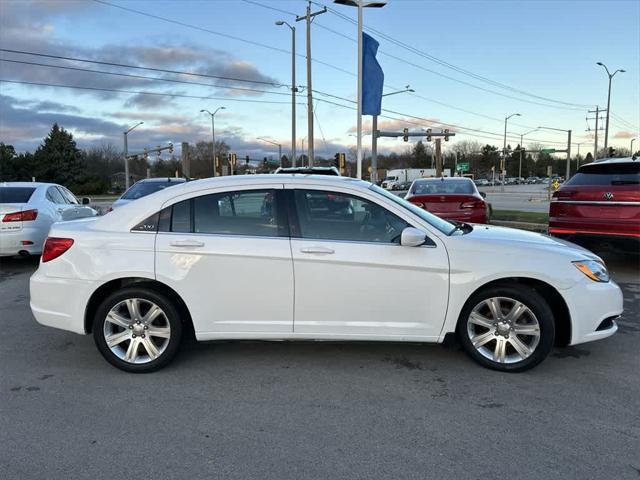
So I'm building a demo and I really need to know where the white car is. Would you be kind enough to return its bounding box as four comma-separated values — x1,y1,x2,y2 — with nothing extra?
110,177,187,210
1,182,96,257
30,175,622,373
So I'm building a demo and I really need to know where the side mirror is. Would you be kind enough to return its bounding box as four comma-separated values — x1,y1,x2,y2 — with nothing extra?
400,227,428,247
479,191,487,199
81,197,91,205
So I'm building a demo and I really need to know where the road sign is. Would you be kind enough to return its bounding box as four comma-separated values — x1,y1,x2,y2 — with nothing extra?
456,162,469,172
541,148,556,154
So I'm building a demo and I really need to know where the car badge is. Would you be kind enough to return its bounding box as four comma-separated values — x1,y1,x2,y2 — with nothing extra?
603,192,614,200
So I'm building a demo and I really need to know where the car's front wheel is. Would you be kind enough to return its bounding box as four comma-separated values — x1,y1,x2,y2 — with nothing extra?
457,285,554,372
93,287,183,373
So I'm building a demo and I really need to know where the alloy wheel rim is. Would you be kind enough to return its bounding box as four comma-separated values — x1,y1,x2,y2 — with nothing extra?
103,298,171,364
467,296,541,364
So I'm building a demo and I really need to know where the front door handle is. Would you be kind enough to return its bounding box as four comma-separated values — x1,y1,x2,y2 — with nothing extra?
300,246,335,254
170,239,205,248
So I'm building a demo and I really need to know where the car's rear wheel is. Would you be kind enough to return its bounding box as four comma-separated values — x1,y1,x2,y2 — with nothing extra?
93,287,182,373
456,285,554,372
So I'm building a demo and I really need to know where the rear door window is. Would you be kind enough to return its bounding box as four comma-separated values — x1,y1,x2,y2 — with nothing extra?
46,186,66,204
0,187,36,203
159,189,286,237
566,163,640,186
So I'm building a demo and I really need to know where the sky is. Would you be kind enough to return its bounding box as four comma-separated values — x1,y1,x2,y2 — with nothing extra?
0,0,639,161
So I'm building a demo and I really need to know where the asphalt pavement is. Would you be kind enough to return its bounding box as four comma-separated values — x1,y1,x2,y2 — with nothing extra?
1,244,639,480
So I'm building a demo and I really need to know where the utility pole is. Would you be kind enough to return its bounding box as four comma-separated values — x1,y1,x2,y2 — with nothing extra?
275,21,297,166
519,129,537,180
587,107,605,159
434,138,442,177
296,2,326,167
597,62,625,152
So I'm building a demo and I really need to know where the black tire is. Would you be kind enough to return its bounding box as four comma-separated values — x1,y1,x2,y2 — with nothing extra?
456,285,555,372
93,287,183,373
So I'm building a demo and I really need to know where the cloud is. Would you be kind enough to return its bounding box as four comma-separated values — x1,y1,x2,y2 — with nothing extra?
613,130,635,139
0,2,281,107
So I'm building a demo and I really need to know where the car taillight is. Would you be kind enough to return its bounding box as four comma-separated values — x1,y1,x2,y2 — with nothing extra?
2,209,38,222
410,201,425,208
461,201,484,209
42,237,74,263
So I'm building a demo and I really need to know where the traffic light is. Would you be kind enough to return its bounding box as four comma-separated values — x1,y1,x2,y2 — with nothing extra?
245,155,250,165
608,146,616,157
338,152,346,174
443,129,450,142
334,153,340,167
168,142,173,154
403,128,409,142
231,153,237,165
426,129,432,142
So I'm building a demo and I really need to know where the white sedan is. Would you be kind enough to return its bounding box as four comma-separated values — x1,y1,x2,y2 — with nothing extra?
30,175,622,373
1,182,96,257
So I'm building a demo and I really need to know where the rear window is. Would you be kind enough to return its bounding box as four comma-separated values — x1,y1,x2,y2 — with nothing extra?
411,180,474,195
121,181,182,200
0,187,36,203
565,162,640,186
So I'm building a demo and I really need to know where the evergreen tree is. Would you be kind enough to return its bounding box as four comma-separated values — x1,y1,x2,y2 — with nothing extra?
410,141,429,168
33,124,84,185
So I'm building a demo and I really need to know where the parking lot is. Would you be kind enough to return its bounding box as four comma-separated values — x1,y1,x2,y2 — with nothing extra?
1,244,639,480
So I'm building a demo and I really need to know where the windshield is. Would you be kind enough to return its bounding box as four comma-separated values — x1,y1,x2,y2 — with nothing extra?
121,181,182,200
385,176,397,181
411,180,475,195
565,162,640,186
370,184,455,235
0,187,36,203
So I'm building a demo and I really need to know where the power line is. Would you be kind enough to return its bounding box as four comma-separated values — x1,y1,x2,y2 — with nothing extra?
91,0,355,79
0,79,295,104
315,0,593,109
0,48,287,88
0,58,294,97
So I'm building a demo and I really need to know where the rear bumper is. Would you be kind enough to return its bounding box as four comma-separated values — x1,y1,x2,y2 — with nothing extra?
0,226,47,257
433,211,487,224
563,278,623,346
30,268,96,335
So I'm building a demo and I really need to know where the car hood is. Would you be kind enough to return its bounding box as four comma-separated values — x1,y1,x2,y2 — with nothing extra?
111,198,132,209
462,224,600,260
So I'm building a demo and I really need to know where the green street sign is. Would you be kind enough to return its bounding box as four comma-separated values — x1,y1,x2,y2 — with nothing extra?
456,162,470,172
541,148,556,154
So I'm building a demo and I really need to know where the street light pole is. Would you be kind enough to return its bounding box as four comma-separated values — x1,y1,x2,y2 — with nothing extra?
370,85,413,183
276,21,297,166
597,62,625,153
123,121,143,190
631,138,636,155
538,125,572,179
200,107,226,177
334,0,386,179
502,113,520,191
257,137,283,167
519,128,537,179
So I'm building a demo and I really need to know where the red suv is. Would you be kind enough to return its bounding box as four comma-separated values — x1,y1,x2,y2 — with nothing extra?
549,157,640,242
404,177,489,223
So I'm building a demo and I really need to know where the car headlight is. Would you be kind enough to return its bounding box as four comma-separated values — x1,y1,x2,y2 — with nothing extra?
573,260,610,282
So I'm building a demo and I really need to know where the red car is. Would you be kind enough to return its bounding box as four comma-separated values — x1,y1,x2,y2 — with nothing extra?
549,157,640,243
404,177,489,224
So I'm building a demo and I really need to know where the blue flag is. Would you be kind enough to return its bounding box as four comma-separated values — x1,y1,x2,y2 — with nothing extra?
362,32,384,116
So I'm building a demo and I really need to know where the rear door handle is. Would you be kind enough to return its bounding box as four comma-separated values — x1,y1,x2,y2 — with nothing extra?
300,246,335,254
170,239,205,248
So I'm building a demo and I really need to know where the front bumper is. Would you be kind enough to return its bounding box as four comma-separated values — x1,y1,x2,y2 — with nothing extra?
563,278,623,345
30,268,96,335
